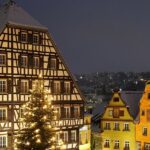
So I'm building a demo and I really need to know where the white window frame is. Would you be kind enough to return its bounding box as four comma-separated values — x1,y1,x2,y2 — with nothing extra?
71,130,76,142
21,56,28,67
104,139,110,148
114,140,119,149
33,57,39,68
114,122,119,130
20,80,29,94
53,81,61,94
0,107,7,122
20,32,27,42
109,110,113,117
124,123,129,131
64,81,70,94
145,143,150,150
0,135,7,148
105,122,110,130
124,141,130,149
64,107,70,118
0,54,6,66
0,79,7,93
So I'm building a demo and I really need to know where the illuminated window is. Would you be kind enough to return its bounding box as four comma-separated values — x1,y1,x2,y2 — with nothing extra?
124,141,130,150
49,58,57,70
64,82,70,94
143,127,148,136
20,32,27,42
33,34,39,44
105,122,110,130
74,107,79,118
124,123,129,131
104,139,110,148
33,57,39,68
53,81,61,94
0,135,7,148
0,108,7,121
0,54,6,66
114,122,120,130
20,80,29,94
0,80,7,93
71,130,76,142
63,131,68,142
114,140,119,149
64,107,70,118
21,56,28,67
109,110,113,116
145,143,150,150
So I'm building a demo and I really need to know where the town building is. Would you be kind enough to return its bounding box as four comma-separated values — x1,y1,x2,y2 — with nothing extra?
100,91,141,150
136,81,150,150
0,1,84,149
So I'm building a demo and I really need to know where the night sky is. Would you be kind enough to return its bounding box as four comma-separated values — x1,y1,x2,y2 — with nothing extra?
15,0,150,73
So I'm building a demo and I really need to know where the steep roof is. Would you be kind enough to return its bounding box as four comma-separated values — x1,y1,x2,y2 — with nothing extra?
120,91,142,119
0,1,47,32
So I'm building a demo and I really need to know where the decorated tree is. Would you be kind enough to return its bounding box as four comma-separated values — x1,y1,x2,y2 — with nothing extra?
15,77,63,150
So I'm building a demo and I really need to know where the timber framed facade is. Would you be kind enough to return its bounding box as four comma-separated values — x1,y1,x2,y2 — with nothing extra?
0,1,84,149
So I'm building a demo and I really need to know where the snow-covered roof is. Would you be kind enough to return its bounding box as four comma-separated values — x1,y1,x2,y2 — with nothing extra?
0,1,47,33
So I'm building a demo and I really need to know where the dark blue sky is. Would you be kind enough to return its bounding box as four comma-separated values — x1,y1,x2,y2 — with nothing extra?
15,0,150,73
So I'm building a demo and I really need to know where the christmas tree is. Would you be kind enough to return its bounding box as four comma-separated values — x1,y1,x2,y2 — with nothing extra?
15,76,63,150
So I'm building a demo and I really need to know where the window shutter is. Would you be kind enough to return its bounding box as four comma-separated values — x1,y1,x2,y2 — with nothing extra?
7,79,12,93
80,106,84,118
28,54,33,68
7,108,12,121
61,81,64,94
61,107,64,119
39,35,43,45
16,80,20,94
70,81,73,94
28,33,33,44
71,106,74,118
39,56,43,68
18,32,21,41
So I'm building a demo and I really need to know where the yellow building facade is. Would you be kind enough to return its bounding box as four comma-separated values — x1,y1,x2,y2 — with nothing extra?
101,92,136,150
136,81,150,150
79,114,91,150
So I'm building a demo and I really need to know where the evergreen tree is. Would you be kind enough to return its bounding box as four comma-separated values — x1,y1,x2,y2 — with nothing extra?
15,77,63,150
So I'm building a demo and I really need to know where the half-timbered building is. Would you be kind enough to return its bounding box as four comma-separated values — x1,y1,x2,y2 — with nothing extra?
0,1,84,149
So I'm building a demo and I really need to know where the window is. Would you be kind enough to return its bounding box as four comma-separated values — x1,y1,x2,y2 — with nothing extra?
20,32,27,42
63,131,68,143
147,110,150,122
71,130,76,142
64,82,70,94
64,107,70,118
54,107,60,119
124,123,129,131
0,54,6,66
20,108,24,118
141,110,145,116
148,93,150,99
109,110,113,116
49,58,57,70
137,142,141,150
113,97,119,102
105,122,110,130
124,141,130,150
33,34,39,44
53,81,61,94
33,57,39,68
21,56,28,67
20,80,29,94
114,122,120,130
0,135,7,148
0,108,7,121
143,127,148,136
113,108,119,118
74,107,79,118
104,139,110,148
0,80,7,93
114,140,119,149
145,143,150,150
